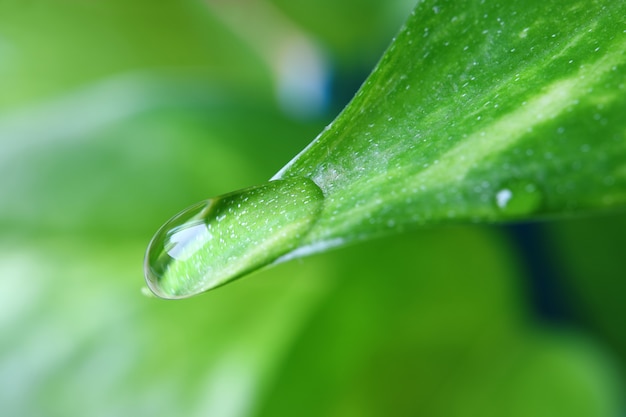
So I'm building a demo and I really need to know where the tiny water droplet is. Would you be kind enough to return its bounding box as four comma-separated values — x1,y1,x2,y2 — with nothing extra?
494,181,543,216
495,188,513,208
144,178,324,299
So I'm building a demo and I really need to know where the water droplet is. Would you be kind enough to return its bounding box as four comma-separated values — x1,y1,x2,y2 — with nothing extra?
495,188,513,208
144,177,324,299
494,181,543,216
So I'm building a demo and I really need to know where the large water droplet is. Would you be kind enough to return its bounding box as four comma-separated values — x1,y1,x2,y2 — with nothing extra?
144,177,324,299
494,180,543,216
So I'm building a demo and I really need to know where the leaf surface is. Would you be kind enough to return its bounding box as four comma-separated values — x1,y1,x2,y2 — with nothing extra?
274,0,626,251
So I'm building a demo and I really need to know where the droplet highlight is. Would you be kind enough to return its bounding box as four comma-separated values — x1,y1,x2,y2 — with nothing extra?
144,177,324,299
494,180,543,216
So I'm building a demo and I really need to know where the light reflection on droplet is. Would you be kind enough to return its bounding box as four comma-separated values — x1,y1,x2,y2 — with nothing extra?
494,180,543,216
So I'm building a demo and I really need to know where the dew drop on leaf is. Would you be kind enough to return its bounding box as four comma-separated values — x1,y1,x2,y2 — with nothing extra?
494,180,543,217
144,178,324,299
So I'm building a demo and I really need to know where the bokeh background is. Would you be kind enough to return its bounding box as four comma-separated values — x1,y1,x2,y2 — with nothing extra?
1,1,625,416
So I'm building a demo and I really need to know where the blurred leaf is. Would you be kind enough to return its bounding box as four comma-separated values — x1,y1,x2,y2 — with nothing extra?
0,237,331,417
546,212,626,364
269,0,415,67
0,0,271,109
251,229,622,417
1,0,624,416
2,228,622,417
0,75,324,238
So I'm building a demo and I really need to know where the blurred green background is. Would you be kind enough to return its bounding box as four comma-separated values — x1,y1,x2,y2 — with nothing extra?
1,1,625,416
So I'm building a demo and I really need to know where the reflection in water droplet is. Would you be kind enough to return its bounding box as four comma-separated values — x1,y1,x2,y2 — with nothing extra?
144,177,324,299
494,180,543,216
495,188,513,208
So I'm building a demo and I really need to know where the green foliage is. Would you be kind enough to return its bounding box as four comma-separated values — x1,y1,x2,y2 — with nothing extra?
277,0,626,248
143,0,626,296
0,1,624,416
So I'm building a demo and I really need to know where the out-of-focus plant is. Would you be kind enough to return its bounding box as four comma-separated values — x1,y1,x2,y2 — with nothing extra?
0,1,624,417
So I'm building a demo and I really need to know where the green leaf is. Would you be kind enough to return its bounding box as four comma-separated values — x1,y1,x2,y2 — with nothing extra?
3,1,625,414
546,212,626,360
144,0,626,296
274,0,626,249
